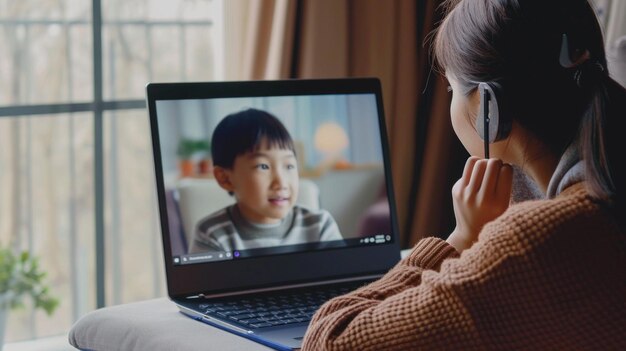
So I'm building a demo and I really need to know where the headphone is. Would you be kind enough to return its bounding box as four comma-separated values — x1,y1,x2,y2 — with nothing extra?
474,34,587,159
476,82,512,159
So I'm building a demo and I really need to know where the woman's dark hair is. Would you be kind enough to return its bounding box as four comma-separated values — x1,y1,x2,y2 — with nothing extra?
211,108,295,169
433,0,626,216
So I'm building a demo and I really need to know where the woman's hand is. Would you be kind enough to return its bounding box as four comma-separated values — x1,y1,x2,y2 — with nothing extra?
446,157,513,253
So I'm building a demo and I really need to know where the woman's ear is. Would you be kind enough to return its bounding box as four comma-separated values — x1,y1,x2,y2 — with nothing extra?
213,166,235,193
469,87,481,122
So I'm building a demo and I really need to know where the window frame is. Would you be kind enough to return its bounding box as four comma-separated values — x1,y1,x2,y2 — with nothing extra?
0,1,218,338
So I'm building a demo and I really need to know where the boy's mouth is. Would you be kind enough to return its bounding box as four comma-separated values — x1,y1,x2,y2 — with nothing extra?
268,196,290,206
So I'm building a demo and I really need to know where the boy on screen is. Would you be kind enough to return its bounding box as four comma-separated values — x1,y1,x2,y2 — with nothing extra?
189,108,343,254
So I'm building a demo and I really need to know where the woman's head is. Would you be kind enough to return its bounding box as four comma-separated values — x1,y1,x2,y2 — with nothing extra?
435,0,603,154
434,0,626,214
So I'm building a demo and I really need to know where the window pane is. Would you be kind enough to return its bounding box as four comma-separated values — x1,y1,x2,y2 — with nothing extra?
102,0,216,100
0,1,92,105
102,25,150,100
184,26,215,81
103,110,166,305
103,0,214,21
0,113,95,342
0,1,88,20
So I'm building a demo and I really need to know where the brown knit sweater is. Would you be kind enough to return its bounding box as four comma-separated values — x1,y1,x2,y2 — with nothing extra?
302,182,626,350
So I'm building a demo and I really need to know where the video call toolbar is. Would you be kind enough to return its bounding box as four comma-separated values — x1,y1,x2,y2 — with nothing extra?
172,234,392,266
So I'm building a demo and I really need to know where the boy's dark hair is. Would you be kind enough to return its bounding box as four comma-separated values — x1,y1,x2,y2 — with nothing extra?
211,108,296,169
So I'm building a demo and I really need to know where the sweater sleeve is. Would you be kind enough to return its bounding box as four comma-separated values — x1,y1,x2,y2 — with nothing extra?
301,237,484,351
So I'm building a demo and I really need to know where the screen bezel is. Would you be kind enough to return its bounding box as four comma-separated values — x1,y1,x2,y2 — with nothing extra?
146,78,401,298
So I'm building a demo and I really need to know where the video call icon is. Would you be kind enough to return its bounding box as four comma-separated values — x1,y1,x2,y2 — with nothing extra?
360,235,390,244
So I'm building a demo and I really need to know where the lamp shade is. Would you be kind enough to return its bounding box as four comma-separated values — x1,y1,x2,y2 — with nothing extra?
314,122,349,153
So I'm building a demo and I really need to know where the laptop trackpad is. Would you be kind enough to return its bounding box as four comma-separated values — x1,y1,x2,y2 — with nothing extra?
255,324,308,349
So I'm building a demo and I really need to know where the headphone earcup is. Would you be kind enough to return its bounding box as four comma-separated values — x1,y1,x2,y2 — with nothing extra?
476,82,512,143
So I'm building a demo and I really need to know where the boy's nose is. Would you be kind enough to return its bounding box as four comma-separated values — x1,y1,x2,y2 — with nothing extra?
272,171,288,189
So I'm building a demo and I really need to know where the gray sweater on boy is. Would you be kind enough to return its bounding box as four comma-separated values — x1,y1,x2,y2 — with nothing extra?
189,205,343,253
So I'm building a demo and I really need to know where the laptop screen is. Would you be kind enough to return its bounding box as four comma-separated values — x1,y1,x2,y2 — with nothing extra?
155,92,395,266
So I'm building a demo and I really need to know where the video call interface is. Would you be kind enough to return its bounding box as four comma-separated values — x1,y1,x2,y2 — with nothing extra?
156,94,394,265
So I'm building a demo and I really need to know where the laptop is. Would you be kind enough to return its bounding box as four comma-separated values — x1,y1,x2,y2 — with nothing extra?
146,78,401,350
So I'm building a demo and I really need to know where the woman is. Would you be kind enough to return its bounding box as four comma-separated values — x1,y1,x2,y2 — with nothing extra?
301,0,626,349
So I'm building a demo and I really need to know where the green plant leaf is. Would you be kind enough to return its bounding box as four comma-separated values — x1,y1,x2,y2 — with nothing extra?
177,138,211,159
0,247,59,316
176,139,197,159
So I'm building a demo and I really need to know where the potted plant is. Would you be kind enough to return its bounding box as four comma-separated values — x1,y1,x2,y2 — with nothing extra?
177,138,213,177
194,140,213,175
0,247,58,348
177,138,198,177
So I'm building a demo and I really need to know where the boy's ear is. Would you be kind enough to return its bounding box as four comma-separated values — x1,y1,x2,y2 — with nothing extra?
213,166,234,192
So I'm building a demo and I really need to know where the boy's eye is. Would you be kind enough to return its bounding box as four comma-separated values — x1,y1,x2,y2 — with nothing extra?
286,164,296,170
256,164,270,170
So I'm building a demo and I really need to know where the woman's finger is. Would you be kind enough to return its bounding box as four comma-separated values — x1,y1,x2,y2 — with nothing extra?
467,159,488,194
479,158,503,198
461,156,481,187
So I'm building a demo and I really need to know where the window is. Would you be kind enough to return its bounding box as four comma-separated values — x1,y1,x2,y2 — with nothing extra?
0,0,223,342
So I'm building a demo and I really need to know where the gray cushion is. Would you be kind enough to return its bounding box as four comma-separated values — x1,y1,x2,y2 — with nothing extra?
68,298,273,351
69,251,410,350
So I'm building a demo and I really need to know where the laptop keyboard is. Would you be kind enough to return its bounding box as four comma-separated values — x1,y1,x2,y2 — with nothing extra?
196,280,369,329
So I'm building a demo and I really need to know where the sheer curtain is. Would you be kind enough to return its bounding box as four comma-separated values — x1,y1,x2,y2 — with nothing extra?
595,0,626,88
222,0,298,80
605,0,626,48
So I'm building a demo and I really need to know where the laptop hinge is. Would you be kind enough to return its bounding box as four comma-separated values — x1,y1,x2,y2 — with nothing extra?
183,274,383,300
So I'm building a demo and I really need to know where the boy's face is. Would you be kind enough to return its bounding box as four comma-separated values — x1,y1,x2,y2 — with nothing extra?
215,140,299,224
